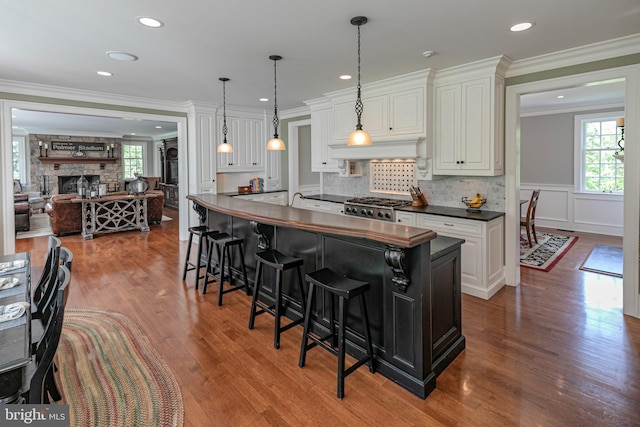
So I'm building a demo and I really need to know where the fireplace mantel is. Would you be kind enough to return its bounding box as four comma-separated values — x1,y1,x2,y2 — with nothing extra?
38,157,117,170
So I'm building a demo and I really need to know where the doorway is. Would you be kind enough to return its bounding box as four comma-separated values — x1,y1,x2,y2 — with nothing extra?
1,99,188,254
505,66,640,318
287,119,319,204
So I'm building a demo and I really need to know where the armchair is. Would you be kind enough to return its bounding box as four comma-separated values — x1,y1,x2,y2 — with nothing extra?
14,179,46,212
14,193,31,232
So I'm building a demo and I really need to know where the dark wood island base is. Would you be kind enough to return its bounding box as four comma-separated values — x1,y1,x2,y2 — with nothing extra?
188,194,465,399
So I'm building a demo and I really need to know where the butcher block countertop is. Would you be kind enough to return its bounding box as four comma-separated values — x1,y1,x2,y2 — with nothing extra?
188,193,437,248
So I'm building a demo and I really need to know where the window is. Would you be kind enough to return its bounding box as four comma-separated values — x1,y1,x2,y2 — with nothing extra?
12,135,28,183
122,144,145,179
575,112,624,194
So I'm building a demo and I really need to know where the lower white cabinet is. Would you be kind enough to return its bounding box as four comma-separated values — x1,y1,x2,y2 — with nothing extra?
295,199,344,215
233,191,288,206
409,212,505,299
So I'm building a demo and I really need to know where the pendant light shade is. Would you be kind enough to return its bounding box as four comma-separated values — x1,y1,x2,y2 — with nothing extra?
267,55,286,151
217,77,233,153
347,16,372,147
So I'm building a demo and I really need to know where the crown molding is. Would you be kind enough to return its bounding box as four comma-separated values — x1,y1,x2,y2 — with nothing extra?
280,106,310,119
506,33,640,78
434,56,512,84
0,79,188,113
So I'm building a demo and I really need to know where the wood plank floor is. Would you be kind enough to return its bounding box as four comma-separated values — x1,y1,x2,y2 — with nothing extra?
16,211,640,426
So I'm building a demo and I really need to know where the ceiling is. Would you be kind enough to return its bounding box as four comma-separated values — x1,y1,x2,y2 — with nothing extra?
2,0,638,135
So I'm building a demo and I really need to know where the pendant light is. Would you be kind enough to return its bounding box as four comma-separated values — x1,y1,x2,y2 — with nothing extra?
217,77,233,153
347,16,372,147
266,55,286,151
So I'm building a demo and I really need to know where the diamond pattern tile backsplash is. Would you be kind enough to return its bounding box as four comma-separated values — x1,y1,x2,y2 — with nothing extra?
322,162,505,211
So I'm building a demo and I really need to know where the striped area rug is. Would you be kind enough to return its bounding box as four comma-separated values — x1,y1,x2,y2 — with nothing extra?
56,308,184,427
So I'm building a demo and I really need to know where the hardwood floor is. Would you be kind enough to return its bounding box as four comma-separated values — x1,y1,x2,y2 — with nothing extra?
16,215,640,426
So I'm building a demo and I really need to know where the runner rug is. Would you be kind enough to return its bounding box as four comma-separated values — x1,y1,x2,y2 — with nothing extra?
56,308,184,427
520,231,578,272
579,244,623,277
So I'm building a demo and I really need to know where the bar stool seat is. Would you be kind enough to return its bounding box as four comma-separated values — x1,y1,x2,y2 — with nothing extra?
298,267,375,399
248,250,306,349
203,232,249,306
182,225,218,291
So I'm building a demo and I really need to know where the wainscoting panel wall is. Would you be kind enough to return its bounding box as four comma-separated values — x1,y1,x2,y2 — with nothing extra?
520,184,623,236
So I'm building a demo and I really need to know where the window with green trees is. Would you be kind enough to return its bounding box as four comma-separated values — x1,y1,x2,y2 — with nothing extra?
122,144,144,179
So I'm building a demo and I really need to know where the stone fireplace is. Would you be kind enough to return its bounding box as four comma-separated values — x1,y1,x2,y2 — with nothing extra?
58,175,100,194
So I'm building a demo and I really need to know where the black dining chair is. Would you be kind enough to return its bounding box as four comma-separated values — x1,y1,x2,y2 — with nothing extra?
32,236,61,319
22,265,70,404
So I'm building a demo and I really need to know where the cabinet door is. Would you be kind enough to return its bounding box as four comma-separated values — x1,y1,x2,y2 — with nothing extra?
266,150,281,189
217,116,240,171
311,108,339,172
434,84,462,172
395,211,416,226
461,78,490,171
242,118,265,169
389,87,424,136
333,100,357,141
361,94,387,137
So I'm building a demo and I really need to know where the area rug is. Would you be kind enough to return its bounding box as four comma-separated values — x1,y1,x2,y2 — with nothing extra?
520,231,579,271
15,213,52,239
579,244,623,277
56,308,184,427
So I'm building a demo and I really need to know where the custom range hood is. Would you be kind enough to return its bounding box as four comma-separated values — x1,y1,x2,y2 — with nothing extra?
330,137,434,179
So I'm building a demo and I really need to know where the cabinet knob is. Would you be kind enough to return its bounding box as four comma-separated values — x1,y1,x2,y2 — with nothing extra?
322,162,326,165
397,219,401,223
460,160,464,164
389,127,393,130
456,161,460,164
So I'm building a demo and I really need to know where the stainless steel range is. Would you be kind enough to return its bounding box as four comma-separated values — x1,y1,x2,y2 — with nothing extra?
344,197,411,222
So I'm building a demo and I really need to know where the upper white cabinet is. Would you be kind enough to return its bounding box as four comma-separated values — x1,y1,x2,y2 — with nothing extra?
307,99,340,172
433,56,510,176
217,109,266,172
330,73,429,143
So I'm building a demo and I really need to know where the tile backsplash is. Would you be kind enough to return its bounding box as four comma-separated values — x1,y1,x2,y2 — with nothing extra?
322,162,505,211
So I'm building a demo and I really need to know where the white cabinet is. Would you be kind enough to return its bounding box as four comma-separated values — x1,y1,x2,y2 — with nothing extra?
415,214,504,299
310,106,340,172
332,86,425,142
217,113,266,172
433,56,509,176
266,150,282,190
395,211,416,226
296,199,343,215
234,191,288,206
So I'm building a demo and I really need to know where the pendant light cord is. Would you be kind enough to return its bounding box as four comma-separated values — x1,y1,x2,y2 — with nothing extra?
272,58,279,138
222,79,228,143
354,22,364,130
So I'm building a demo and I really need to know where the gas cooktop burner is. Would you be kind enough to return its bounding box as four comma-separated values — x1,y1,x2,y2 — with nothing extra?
344,197,411,221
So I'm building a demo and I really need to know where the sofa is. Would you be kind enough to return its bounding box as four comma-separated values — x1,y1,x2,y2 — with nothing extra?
14,193,31,232
45,190,165,236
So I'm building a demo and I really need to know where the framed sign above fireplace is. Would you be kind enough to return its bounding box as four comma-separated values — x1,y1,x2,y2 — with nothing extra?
51,141,105,152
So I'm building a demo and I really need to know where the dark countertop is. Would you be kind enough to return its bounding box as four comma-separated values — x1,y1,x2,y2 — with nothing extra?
302,194,352,204
399,205,505,221
188,193,437,248
431,235,465,260
220,189,288,197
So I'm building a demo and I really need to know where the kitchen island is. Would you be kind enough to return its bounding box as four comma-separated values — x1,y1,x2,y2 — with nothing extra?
187,194,465,399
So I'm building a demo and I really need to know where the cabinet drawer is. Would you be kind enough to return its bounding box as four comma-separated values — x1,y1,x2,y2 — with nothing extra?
300,199,336,213
417,214,482,236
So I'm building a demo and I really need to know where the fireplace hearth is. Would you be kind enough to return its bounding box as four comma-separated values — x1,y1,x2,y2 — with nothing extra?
58,175,100,194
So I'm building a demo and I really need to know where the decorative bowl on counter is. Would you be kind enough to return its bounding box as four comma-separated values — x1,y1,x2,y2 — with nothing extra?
461,195,487,212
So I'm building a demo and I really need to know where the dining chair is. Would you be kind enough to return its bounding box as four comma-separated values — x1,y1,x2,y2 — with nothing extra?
32,236,62,313
22,266,70,404
520,190,541,247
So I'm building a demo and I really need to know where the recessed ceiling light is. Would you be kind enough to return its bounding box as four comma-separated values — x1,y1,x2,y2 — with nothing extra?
259,98,269,102
422,51,434,58
137,17,164,28
557,95,564,99
130,133,136,135
107,51,139,62
155,126,162,129
97,71,113,77
340,75,352,80
510,22,534,32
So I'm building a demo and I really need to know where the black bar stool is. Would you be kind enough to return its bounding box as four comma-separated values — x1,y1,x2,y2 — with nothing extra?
202,232,249,306
249,250,306,349
182,225,218,291
298,267,375,399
